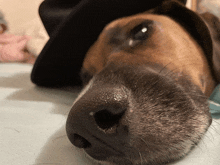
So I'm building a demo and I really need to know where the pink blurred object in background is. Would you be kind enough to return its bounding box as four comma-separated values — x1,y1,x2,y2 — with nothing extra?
0,33,36,64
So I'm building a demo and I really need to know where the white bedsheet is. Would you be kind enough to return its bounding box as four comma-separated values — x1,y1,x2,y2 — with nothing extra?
1,63,220,165
0,63,95,165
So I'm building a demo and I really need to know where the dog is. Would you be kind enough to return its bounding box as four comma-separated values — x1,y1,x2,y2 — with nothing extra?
66,1,220,164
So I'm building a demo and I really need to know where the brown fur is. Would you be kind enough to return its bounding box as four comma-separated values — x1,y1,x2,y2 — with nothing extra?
83,13,216,96
66,1,220,165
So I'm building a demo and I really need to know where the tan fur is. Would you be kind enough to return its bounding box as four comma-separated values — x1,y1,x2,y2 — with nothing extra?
83,13,216,97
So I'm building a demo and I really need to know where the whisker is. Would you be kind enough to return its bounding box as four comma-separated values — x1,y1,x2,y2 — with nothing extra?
185,93,207,99
139,137,170,152
140,137,159,148
190,132,208,151
158,61,173,75
208,126,218,139
32,163,62,165
202,127,217,148
157,55,198,76
163,62,203,78
52,135,67,142
209,122,220,136
139,151,143,165
213,120,220,126
193,141,204,151
145,78,160,94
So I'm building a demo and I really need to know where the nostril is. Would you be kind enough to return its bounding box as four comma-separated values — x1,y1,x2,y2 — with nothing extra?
72,133,91,149
94,109,125,130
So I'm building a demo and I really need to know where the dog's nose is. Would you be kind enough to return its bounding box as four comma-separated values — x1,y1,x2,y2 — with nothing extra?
66,85,129,159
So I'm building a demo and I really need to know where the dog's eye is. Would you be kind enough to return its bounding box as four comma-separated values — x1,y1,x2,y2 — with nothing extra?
130,21,153,41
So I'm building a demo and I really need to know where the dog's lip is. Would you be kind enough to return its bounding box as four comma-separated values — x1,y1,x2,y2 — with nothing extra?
84,149,132,165
85,150,110,160
68,126,125,159
84,145,124,161
84,133,125,158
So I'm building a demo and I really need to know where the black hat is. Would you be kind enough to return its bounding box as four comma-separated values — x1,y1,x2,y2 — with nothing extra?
31,0,187,87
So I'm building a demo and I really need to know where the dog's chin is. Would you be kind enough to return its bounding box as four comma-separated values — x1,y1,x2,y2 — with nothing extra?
84,143,196,165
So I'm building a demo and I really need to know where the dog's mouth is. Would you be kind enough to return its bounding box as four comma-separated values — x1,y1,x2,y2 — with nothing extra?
66,63,212,165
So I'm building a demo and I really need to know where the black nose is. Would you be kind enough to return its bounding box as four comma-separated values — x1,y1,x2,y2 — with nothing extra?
66,85,128,160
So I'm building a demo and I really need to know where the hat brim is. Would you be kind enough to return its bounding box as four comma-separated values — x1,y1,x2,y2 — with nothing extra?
31,0,187,87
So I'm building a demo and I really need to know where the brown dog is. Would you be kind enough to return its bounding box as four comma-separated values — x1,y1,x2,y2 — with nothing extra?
66,1,220,165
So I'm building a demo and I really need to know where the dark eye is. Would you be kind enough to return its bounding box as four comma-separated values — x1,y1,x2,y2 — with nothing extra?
130,21,153,41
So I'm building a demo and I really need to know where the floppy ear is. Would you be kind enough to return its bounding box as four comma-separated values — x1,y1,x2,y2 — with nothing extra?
200,12,220,82
151,0,220,82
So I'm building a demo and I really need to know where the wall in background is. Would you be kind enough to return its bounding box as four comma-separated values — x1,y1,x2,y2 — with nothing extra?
198,0,220,17
186,0,192,9
0,0,205,34
0,0,43,34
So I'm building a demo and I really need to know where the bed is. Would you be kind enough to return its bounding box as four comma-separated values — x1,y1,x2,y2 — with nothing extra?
1,0,220,165
1,64,220,165
0,63,96,165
